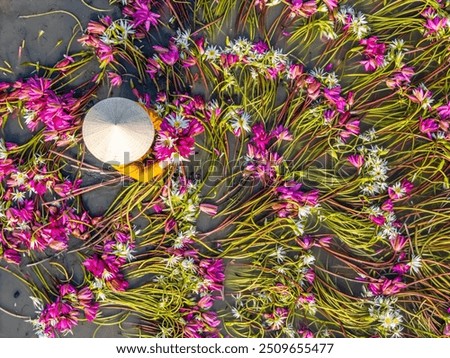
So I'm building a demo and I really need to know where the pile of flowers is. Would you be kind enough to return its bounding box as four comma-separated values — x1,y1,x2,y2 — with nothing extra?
152,95,205,165
29,284,99,337
83,223,134,296
0,137,93,264
1,76,82,144
0,0,449,339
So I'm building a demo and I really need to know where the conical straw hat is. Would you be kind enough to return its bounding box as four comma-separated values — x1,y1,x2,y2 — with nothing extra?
82,98,155,165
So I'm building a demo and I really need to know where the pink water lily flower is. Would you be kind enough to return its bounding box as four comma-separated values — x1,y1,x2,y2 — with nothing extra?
287,63,304,81
36,282,99,337
390,234,409,252
369,214,386,226
386,66,415,89
424,15,448,37
407,85,433,108
3,249,21,265
14,76,52,101
77,287,94,305
323,0,338,11
6,199,34,223
83,256,106,278
83,302,99,322
348,154,364,169
289,0,317,18
323,86,347,113
59,283,77,297
107,275,129,292
86,18,109,34
437,102,450,120
220,53,240,68
359,37,386,72
194,37,205,54
0,81,10,91
97,43,115,67
153,100,205,164
39,300,80,336
305,269,316,284
201,311,221,328
199,258,225,285
272,125,293,141
388,179,414,200
367,276,407,296
381,199,394,212
181,306,221,338
252,40,269,54
197,295,215,310
419,117,439,138
146,57,161,78
153,43,179,66
55,55,75,70
107,72,122,87
125,0,160,31
392,263,410,275
298,327,314,338
199,203,218,216
444,323,450,336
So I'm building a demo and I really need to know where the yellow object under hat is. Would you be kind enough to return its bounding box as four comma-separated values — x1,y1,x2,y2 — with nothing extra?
112,106,164,182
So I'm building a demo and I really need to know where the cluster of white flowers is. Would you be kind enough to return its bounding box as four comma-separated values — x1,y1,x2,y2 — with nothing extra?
204,45,221,61
173,29,191,50
112,241,135,261
281,323,297,338
310,66,340,88
161,176,200,224
336,6,370,40
386,39,407,68
318,20,338,40
226,108,252,135
408,254,422,274
379,215,400,240
365,204,383,218
100,19,135,46
0,138,7,160
268,48,289,67
358,142,390,196
292,218,305,236
22,109,37,128
227,242,317,335
356,133,410,244
365,294,405,337
28,297,46,338
270,245,287,263
196,36,292,80
228,37,254,58
172,226,197,249
90,277,107,301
